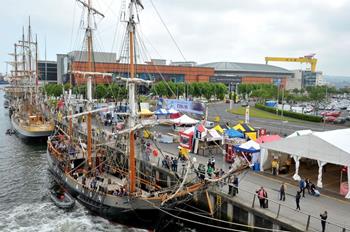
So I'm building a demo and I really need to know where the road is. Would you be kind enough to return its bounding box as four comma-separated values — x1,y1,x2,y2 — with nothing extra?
207,102,348,136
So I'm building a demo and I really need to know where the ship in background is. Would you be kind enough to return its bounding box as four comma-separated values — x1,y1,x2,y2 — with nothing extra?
6,18,54,138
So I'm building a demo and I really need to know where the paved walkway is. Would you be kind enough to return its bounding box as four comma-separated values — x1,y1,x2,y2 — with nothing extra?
151,130,350,232
223,171,350,231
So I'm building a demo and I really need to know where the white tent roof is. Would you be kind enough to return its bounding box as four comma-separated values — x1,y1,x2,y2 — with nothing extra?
286,129,312,138
171,114,198,125
239,140,260,150
261,128,350,166
168,108,179,114
207,128,222,141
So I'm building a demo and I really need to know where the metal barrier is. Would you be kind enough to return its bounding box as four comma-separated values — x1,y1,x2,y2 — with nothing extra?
215,184,350,232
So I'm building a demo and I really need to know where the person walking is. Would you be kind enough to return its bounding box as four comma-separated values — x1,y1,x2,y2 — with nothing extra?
305,178,311,194
233,175,239,195
296,190,301,210
211,156,216,170
299,178,306,197
279,183,286,201
256,187,267,208
320,211,328,232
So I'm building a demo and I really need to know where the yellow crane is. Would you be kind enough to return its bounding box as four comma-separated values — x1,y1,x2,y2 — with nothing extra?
265,54,317,72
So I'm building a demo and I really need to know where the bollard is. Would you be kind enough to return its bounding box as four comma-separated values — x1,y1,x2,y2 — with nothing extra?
306,215,311,231
342,228,346,232
252,194,256,208
276,204,281,218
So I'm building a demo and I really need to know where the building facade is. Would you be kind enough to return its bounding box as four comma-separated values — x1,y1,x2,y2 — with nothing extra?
38,60,57,83
199,62,293,89
57,51,214,85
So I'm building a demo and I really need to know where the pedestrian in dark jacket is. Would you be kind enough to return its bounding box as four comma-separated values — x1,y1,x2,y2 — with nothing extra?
305,178,311,194
299,178,306,197
320,211,327,232
233,175,239,195
279,183,286,201
296,190,301,210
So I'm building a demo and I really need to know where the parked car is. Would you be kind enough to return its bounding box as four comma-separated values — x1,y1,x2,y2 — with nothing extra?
321,111,341,117
324,116,337,122
346,116,350,121
334,117,346,124
241,101,248,107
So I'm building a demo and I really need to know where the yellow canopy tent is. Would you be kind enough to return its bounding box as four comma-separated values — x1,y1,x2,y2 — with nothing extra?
213,124,224,134
138,109,154,117
233,123,257,140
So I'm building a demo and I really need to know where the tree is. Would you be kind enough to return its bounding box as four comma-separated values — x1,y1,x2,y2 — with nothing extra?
292,88,299,95
308,86,326,115
175,83,185,98
214,83,227,100
95,84,107,99
202,83,215,101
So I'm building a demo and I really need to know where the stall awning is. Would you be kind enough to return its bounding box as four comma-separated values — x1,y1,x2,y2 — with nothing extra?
213,124,224,134
256,135,281,144
261,128,350,166
225,128,244,138
155,108,169,115
171,114,198,125
138,109,154,116
207,128,223,141
235,140,260,153
233,123,256,133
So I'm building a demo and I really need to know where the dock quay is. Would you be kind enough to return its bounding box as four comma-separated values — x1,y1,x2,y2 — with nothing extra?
57,117,350,231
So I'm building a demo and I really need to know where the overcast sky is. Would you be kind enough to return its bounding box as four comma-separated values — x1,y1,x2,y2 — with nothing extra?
1,0,350,76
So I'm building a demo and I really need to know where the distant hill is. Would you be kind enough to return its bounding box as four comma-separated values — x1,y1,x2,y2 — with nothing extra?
324,75,350,88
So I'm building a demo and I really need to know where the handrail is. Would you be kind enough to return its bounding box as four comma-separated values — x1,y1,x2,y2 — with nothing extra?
215,183,350,231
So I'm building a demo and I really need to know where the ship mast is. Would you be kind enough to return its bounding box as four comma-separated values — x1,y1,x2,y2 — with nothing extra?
127,0,141,194
28,17,33,105
76,0,104,168
14,44,18,85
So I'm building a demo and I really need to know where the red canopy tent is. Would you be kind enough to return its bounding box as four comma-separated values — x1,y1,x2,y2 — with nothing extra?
256,135,281,144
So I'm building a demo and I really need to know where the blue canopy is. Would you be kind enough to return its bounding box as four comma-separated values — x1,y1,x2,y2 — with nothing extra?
225,128,244,138
155,108,169,115
234,140,260,153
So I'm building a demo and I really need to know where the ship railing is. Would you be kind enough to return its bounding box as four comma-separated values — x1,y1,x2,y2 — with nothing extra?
214,184,350,232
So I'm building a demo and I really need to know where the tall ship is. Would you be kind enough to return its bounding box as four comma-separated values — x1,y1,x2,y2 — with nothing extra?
46,0,235,229
7,19,54,138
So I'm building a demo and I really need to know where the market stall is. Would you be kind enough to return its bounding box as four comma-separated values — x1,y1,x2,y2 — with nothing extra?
233,123,257,140
171,114,199,131
260,128,350,199
234,140,261,170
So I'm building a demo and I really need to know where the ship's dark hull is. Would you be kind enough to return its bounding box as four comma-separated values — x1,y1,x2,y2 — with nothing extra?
46,149,162,230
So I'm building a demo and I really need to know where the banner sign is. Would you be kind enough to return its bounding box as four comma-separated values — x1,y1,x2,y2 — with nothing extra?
163,99,205,115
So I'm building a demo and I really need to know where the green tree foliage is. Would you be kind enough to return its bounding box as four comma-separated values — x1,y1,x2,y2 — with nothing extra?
308,86,327,114
44,84,64,97
203,83,215,101
214,83,227,100
151,81,168,97
239,84,278,102
151,82,228,101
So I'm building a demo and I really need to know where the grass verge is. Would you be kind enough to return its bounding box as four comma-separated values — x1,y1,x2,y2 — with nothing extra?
229,106,305,123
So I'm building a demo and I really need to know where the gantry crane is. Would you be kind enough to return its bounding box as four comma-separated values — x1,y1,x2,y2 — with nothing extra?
265,54,317,72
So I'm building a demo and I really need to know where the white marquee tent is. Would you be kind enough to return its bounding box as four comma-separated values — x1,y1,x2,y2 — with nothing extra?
171,114,198,125
260,128,350,199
